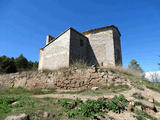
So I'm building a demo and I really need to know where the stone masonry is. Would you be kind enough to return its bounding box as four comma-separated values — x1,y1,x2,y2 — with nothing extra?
38,25,122,71
0,68,130,90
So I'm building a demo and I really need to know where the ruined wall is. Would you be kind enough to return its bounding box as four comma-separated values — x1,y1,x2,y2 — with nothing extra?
84,28,115,66
113,28,122,65
38,30,70,70
0,68,130,90
70,28,88,64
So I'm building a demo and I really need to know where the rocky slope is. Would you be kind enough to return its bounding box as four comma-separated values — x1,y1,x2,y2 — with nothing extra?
0,67,160,120
0,67,130,90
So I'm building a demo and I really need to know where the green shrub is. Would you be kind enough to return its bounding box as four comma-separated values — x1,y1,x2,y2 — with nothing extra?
75,98,106,117
106,94,129,113
59,99,75,110
60,95,128,118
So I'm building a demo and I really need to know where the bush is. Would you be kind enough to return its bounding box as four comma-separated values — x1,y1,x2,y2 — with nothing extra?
59,99,75,110
106,94,129,113
60,95,128,118
75,98,106,117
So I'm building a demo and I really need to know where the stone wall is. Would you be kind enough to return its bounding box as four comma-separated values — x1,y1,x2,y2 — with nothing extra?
70,28,88,64
113,28,122,65
0,68,130,90
84,28,116,67
38,29,70,71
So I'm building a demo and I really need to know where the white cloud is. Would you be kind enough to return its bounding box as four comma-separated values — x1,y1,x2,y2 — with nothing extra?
144,71,160,82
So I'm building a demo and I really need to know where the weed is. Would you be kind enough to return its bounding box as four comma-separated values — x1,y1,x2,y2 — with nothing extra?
0,87,30,95
60,95,128,119
132,93,145,100
134,109,157,120
106,94,129,113
153,100,160,107
0,96,23,114
136,115,146,120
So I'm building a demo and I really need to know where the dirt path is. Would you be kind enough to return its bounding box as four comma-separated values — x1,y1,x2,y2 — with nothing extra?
33,88,135,101
33,87,160,120
33,87,160,102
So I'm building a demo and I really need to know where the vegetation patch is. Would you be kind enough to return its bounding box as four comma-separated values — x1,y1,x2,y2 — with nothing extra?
0,87,31,95
153,100,160,107
134,109,157,120
60,84,130,96
0,54,38,74
0,87,56,96
131,101,158,120
132,93,146,100
0,96,24,116
59,94,128,119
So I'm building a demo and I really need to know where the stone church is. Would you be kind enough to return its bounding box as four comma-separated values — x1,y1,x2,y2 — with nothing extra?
38,25,122,70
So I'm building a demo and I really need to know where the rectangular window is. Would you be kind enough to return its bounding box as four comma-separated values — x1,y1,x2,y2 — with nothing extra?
80,39,84,47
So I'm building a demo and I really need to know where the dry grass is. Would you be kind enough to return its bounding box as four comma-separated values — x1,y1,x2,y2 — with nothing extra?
104,65,143,77
42,59,89,74
70,59,89,69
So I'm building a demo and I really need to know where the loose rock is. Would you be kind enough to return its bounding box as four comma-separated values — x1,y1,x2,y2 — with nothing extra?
5,114,29,120
91,87,99,91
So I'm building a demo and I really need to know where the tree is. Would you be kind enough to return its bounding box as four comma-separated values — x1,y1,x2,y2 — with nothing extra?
15,54,29,71
0,56,17,73
128,59,143,73
0,54,38,74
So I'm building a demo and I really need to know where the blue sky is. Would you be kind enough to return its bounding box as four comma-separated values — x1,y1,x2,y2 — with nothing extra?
0,0,160,72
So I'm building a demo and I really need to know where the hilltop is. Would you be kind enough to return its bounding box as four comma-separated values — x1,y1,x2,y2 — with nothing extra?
0,66,160,120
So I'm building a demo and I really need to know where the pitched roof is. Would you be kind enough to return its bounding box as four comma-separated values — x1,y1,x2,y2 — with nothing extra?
82,25,121,36
41,27,87,50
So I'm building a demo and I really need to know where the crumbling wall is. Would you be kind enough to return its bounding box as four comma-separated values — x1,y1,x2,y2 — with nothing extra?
0,68,130,90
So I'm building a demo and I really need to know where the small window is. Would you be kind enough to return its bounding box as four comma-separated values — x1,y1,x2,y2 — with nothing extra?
80,39,84,47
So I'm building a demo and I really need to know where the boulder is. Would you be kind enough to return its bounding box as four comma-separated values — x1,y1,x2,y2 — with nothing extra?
5,114,29,120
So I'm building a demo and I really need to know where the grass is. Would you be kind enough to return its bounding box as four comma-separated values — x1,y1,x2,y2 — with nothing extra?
0,86,130,120
134,109,157,120
0,96,68,120
104,66,160,94
60,84,130,96
43,59,90,74
131,101,158,120
132,92,146,100
0,87,69,120
153,100,160,107
0,87,56,96
1,66,160,120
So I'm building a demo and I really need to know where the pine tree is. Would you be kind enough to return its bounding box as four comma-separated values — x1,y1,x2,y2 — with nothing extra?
15,54,29,71
0,56,17,73
128,59,143,73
